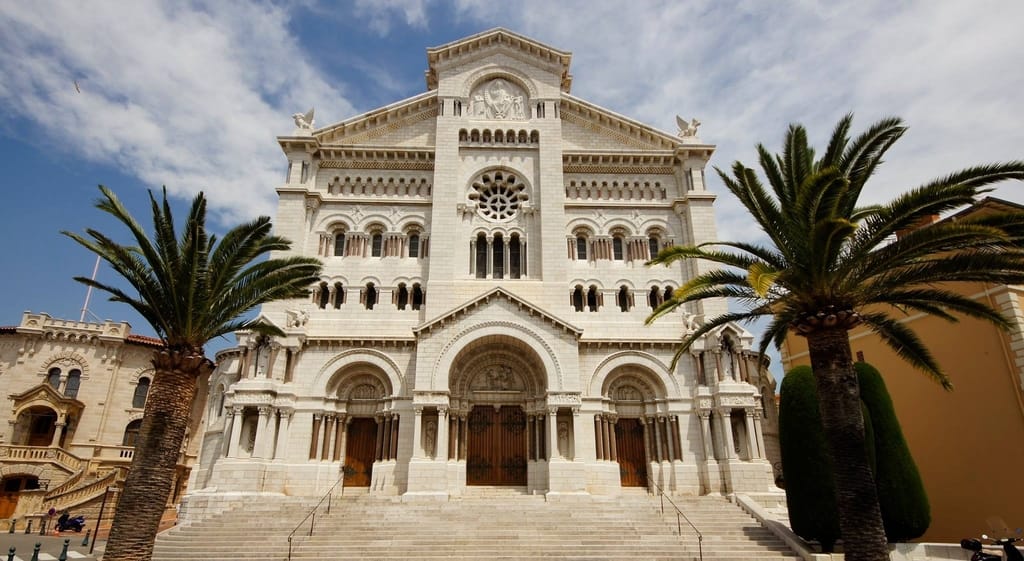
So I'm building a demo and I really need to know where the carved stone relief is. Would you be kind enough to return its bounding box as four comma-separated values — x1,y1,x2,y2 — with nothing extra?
470,79,527,120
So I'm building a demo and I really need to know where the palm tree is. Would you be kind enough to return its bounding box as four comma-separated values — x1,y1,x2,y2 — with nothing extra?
64,186,322,561
647,115,1024,561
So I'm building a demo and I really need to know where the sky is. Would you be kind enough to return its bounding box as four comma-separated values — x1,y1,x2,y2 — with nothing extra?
1,0,1022,370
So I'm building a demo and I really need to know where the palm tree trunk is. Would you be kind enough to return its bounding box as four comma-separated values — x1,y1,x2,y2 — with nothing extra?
103,349,211,561
806,327,888,561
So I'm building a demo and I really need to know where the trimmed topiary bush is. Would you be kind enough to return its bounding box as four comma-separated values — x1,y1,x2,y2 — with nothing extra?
779,362,930,549
855,362,930,542
779,365,840,552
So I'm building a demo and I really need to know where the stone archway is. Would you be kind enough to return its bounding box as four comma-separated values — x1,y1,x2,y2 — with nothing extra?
448,335,548,487
598,366,675,489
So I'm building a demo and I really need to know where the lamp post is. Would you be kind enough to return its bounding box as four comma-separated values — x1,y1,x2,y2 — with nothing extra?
89,486,115,555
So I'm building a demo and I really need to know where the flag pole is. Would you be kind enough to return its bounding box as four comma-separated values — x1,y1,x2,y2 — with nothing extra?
80,255,101,322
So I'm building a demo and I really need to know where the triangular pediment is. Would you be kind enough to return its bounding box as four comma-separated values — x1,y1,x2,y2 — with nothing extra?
9,384,86,414
560,94,699,152
426,28,572,92
413,287,582,338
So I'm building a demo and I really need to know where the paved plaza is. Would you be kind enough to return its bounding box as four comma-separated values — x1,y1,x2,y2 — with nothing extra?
0,533,103,561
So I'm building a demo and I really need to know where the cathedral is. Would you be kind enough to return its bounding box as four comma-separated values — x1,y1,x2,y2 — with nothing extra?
187,29,779,512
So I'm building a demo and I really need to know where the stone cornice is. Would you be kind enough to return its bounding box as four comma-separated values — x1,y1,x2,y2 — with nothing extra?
560,95,711,153
414,287,582,338
318,147,435,171
426,28,572,92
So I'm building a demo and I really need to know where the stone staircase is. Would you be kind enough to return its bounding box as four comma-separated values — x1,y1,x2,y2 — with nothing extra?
153,489,801,561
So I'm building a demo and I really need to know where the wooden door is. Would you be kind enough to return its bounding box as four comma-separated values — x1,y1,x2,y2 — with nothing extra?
0,493,17,519
466,406,527,486
615,418,648,487
343,418,377,487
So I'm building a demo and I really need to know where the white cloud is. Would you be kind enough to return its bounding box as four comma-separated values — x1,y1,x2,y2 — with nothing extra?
0,0,355,223
352,0,431,35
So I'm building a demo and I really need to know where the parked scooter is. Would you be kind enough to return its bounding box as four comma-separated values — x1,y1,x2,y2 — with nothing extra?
56,513,86,533
961,522,1023,561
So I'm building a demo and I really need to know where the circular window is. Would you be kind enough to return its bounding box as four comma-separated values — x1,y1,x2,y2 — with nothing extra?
470,171,527,223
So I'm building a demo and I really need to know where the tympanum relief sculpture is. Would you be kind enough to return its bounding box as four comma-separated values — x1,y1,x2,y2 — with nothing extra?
471,79,527,120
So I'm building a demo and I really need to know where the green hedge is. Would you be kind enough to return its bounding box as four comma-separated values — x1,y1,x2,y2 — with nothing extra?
778,362,929,549
855,362,930,542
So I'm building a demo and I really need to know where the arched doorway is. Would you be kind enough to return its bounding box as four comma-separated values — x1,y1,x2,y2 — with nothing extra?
601,367,671,488
323,365,396,488
448,336,547,487
12,406,58,447
0,475,40,519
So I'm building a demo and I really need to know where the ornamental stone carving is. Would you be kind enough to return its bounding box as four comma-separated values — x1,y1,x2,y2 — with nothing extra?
471,79,527,120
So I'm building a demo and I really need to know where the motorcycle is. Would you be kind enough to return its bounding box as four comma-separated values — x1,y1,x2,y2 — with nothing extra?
56,514,86,533
961,519,1023,561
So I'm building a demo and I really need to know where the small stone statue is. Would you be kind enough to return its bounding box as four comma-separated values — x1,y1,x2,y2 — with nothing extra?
292,108,315,132
675,115,701,138
285,308,309,328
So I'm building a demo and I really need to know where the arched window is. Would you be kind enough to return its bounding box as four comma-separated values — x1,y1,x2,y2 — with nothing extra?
475,233,487,279
571,286,584,312
64,369,81,398
612,236,624,261
318,281,329,309
649,287,663,309
371,233,383,257
663,286,673,304
396,283,409,310
334,232,346,256
412,284,424,310
133,377,151,409
647,235,660,259
122,420,143,447
617,286,631,312
408,234,420,258
333,282,344,308
492,234,505,279
364,283,378,310
576,235,588,260
509,234,522,279
47,368,61,389
217,390,226,417
587,286,599,312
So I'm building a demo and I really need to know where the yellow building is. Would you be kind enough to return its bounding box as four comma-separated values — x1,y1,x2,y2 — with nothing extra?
780,197,1024,543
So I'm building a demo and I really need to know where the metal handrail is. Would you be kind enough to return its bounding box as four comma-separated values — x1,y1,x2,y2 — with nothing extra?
286,473,345,561
650,480,703,561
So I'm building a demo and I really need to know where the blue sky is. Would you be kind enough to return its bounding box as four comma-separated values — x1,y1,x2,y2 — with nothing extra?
2,1,1023,364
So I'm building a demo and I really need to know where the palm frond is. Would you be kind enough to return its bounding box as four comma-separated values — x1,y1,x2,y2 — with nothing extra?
859,312,951,389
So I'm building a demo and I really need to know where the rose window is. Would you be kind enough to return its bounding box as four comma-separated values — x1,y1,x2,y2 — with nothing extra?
468,171,528,222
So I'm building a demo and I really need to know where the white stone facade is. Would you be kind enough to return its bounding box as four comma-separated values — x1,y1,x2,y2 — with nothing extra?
189,29,778,508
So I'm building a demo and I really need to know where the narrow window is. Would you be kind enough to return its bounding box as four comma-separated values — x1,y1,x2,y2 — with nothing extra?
318,282,329,309
587,286,599,312
493,234,504,279
475,234,487,279
333,282,344,308
122,420,143,447
218,390,226,418
397,283,409,310
365,283,378,310
576,236,588,260
300,161,310,183
334,232,346,256
64,369,81,398
664,286,673,304
649,287,662,309
617,286,631,312
648,236,660,258
509,235,521,279
612,237,624,261
408,234,420,258
571,286,584,312
47,368,61,389
412,284,424,310
133,377,151,409
371,233,383,257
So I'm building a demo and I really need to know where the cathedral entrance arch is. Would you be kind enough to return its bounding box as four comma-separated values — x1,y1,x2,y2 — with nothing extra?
321,363,397,488
599,366,671,489
448,335,548,487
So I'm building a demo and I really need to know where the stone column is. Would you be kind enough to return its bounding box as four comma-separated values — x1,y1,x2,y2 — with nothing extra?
486,236,494,278
227,407,244,458
333,414,345,461
547,408,558,461
652,416,664,462
720,411,735,459
753,411,767,460
437,408,449,462
698,411,713,461
503,238,511,277
254,406,271,459
745,410,759,460
50,415,66,448
309,413,322,460
382,416,393,461
321,415,335,461
412,407,424,459
663,416,676,462
594,415,604,460
277,410,293,459
608,417,618,462
459,415,468,461
374,416,385,461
